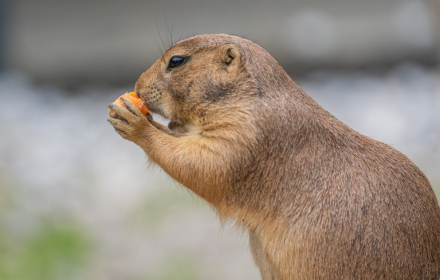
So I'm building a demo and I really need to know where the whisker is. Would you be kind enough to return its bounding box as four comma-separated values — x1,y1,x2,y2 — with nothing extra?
164,12,172,48
170,17,175,46
154,38,164,56
154,15,166,54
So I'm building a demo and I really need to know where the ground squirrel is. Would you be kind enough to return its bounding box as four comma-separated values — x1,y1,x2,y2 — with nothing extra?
108,34,440,280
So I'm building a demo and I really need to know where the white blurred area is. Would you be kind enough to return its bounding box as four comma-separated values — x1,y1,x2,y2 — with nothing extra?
1,0,440,279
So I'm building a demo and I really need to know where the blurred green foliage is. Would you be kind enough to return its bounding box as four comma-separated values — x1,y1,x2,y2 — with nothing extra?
154,256,199,280
0,177,92,280
0,173,437,280
130,181,201,228
0,220,91,280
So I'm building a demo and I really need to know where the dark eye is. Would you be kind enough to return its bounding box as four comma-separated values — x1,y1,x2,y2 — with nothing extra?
168,56,187,69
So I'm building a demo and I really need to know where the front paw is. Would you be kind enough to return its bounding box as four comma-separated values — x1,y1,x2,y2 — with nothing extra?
107,97,150,142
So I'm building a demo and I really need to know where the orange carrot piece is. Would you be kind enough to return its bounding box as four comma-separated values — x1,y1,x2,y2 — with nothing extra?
109,92,148,118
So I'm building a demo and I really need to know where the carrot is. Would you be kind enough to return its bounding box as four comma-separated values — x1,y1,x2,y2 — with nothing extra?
109,92,148,118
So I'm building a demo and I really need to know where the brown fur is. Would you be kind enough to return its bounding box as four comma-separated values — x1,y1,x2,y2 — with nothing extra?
108,34,440,279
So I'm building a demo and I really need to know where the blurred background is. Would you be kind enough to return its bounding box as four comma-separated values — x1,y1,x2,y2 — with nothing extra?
0,0,439,279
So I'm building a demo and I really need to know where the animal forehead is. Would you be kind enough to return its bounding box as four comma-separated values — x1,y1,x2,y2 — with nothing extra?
164,34,249,56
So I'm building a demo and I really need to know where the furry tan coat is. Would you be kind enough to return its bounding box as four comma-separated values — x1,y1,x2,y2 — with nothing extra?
108,34,440,279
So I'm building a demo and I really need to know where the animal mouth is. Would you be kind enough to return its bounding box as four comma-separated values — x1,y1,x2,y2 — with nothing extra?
146,105,184,132
142,100,165,118
136,93,185,132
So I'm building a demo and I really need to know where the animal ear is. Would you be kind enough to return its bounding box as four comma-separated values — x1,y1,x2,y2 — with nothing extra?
219,44,240,67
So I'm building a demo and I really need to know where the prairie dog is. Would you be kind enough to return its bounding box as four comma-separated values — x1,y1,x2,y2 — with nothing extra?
108,34,440,279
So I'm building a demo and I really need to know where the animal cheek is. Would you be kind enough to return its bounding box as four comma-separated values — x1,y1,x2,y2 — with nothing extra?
168,82,190,103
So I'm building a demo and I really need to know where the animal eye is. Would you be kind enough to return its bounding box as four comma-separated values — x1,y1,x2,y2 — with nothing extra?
168,56,187,69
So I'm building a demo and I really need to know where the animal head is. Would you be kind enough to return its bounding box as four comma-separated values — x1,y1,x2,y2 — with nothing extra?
134,34,290,134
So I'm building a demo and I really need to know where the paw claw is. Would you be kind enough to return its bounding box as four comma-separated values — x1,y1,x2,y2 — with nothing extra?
120,97,143,117
107,103,150,142
114,127,128,137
